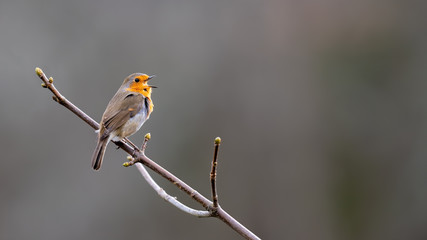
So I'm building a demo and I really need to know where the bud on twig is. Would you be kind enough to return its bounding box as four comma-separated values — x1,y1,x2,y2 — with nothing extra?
35,67,43,77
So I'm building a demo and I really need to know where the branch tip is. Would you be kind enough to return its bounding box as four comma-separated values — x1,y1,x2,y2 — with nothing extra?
210,137,221,208
140,133,151,153
35,67,43,77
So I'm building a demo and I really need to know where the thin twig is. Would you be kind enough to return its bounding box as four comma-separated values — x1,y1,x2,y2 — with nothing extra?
134,162,211,217
36,68,99,129
210,137,221,208
35,67,261,240
141,133,151,153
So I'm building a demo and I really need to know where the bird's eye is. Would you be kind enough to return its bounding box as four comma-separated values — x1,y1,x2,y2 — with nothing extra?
143,88,148,92
135,78,140,82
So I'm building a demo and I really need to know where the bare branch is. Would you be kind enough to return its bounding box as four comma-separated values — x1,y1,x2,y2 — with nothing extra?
35,67,261,240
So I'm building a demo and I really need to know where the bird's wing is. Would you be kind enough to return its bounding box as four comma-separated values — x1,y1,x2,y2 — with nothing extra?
100,92,144,140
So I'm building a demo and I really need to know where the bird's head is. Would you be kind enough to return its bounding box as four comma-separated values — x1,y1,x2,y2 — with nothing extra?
123,73,156,98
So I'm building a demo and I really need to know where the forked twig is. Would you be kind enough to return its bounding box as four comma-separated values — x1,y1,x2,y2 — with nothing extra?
35,67,260,240
124,133,210,217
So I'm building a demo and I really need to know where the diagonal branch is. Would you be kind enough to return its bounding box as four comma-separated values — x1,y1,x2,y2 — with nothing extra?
35,67,261,240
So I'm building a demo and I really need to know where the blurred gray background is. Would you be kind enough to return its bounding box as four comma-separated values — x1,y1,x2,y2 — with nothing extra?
1,0,427,239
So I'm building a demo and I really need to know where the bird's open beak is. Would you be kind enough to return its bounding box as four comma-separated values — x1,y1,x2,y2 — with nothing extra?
147,75,157,88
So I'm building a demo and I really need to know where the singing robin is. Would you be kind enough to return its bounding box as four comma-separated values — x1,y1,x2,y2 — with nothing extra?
91,73,156,170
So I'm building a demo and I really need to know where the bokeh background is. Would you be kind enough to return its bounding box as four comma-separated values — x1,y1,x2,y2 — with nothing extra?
1,0,427,239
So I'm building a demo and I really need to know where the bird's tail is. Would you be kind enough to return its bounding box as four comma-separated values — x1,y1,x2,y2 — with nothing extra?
91,138,109,170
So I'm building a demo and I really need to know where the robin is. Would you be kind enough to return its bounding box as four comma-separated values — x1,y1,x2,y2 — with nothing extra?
91,73,156,170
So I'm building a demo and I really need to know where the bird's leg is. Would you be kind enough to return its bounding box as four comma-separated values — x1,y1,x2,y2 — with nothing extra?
122,133,151,167
121,138,141,167
123,137,140,154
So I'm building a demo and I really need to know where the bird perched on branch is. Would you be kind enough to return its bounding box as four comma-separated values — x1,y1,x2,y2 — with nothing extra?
91,73,156,170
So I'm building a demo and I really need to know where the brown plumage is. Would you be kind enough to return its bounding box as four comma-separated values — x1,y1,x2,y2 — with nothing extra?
91,73,155,170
